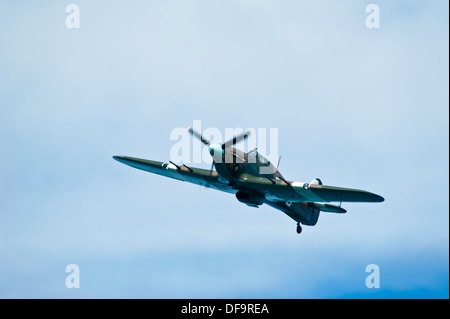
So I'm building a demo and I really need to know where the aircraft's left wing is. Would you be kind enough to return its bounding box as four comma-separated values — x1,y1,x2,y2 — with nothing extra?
236,174,384,203
113,156,236,194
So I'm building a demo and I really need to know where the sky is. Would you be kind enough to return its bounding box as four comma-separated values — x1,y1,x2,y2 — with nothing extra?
0,1,448,298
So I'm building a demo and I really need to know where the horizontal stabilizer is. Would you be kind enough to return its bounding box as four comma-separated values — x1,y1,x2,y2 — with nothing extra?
313,202,347,214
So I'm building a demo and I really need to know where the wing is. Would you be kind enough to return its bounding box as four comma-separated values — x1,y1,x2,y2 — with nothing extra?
113,156,236,194
237,175,384,203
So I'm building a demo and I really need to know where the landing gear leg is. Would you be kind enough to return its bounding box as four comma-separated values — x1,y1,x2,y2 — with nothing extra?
296,223,302,234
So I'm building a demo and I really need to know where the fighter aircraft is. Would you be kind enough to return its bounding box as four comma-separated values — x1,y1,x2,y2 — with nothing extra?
113,127,384,234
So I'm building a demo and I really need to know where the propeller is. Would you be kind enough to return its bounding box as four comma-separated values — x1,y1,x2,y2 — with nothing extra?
187,126,253,175
186,126,252,150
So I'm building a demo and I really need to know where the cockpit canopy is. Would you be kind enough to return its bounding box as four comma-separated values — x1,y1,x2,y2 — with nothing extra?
248,150,271,166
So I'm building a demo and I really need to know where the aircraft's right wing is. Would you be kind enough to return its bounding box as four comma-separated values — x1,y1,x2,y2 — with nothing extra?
113,156,237,194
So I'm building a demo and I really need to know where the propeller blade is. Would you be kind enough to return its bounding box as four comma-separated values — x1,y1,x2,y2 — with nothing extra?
186,126,210,145
209,160,215,175
222,129,253,149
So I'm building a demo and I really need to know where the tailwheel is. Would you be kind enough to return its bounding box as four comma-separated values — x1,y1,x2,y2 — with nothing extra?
296,223,302,234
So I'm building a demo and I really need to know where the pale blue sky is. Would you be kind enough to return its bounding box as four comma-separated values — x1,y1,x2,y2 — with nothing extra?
0,1,448,298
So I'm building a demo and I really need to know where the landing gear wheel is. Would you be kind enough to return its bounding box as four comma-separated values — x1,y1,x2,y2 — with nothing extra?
296,223,302,234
